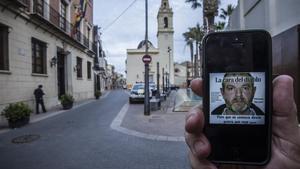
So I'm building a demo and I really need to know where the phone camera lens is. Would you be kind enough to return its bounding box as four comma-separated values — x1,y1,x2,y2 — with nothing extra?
234,37,239,41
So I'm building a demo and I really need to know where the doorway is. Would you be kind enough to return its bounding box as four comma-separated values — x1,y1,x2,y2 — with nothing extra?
57,49,66,97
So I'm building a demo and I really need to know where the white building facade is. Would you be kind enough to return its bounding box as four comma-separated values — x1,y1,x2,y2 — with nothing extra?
229,0,300,37
126,0,174,88
0,0,96,112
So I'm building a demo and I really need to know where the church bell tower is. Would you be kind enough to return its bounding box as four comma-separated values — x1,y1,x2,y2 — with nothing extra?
157,0,174,84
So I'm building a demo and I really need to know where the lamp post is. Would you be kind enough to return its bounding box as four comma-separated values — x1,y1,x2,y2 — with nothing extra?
156,62,160,99
144,0,150,116
166,72,169,93
167,46,171,85
162,68,165,94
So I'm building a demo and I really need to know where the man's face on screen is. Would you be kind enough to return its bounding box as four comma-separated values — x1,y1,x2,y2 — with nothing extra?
221,74,255,113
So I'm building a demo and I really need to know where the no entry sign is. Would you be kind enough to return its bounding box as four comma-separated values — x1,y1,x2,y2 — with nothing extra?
142,54,152,64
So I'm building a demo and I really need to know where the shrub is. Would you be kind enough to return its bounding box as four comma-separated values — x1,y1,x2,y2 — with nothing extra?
1,102,32,122
59,94,74,105
95,90,102,97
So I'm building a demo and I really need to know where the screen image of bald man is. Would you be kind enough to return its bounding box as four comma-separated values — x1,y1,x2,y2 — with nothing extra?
211,73,264,115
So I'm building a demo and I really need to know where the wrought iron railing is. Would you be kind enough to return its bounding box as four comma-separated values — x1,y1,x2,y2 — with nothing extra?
13,0,30,7
31,0,92,50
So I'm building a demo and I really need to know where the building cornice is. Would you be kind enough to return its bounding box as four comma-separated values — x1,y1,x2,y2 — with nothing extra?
127,49,159,55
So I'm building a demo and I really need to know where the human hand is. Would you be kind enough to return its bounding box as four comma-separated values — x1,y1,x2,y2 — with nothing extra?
185,75,300,169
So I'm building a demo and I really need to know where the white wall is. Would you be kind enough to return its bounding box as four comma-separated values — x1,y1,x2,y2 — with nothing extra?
126,47,159,88
229,0,300,36
0,8,94,112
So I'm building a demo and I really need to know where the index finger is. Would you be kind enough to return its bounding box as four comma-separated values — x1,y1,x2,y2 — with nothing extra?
190,78,203,97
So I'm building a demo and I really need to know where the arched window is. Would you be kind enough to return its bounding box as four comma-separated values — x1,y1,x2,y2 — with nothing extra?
164,17,168,28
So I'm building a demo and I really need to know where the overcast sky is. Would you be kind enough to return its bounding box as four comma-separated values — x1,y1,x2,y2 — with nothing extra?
93,0,238,75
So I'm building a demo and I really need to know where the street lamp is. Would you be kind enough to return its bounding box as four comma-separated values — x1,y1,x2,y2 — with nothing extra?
166,72,169,92
167,46,171,85
156,62,160,99
162,68,165,94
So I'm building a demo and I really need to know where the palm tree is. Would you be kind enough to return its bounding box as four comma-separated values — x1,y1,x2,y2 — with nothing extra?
192,24,205,77
185,0,220,33
214,21,226,31
220,4,235,29
203,0,220,32
183,30,195,78
183,24,205,77
185,0,201,9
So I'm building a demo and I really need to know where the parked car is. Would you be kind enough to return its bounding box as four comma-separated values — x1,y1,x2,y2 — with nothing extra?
170,85,179,90
129,83,153,104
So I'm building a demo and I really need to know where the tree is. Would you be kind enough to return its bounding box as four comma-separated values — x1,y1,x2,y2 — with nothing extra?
185,0,201,9
220,4,235,29
214,21,226,31
183,30,195,78
183,24,205,77
185,0,220,32
203,0,220,32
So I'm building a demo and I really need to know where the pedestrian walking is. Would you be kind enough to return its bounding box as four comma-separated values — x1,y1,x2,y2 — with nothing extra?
34,84,47,114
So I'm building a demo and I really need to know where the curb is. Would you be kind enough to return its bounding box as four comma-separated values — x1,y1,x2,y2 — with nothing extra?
110,103,185,142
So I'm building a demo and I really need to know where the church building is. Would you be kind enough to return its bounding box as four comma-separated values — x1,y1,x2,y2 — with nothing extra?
126,0,174,89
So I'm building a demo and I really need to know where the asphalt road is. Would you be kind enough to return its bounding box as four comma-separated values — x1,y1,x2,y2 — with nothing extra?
0,90,190,169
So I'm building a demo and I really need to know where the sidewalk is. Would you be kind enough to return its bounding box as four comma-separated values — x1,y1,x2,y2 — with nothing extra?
111,89,201,142
0,89,200,142
0,91,110,134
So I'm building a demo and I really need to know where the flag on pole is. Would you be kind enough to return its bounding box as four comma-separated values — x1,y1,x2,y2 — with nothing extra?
72,0,88,37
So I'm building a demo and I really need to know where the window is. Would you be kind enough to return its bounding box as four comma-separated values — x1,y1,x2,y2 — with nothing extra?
0,24,9,70
164,17,168,28
87,61,91,79
76,57,82,78
32,38,47,74
60,0,67,31
87,27,90,42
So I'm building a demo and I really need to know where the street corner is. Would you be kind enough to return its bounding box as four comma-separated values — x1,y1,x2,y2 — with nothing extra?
110,101,185,142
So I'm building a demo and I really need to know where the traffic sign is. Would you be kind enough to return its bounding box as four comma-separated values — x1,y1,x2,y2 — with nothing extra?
142,54,152,64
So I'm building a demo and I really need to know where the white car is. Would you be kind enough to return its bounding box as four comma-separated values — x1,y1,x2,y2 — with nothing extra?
129,83,153,104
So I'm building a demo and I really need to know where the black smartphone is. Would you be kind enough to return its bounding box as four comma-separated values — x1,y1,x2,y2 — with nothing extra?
202,30,272,165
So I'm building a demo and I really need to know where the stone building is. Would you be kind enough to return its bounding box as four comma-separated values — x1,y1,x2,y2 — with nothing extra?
126,0,174,89
93,25,107,93
0,0,96,112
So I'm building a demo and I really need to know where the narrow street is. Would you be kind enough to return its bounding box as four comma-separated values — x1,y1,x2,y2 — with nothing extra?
0,90,189,169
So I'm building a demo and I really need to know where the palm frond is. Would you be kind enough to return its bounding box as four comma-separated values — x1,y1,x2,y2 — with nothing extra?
185,0,201,9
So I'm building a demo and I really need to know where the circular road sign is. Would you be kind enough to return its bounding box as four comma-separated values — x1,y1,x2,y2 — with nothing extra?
142,54,152,64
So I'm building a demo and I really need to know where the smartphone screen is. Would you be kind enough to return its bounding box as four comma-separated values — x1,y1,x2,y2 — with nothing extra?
209,72,265,125
203,30,272,165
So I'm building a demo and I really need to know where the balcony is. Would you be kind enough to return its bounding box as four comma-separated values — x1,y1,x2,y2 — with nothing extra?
12,0,29,7
30,0,92,50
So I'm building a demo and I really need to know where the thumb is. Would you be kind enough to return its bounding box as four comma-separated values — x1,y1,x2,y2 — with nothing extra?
272,75,299,141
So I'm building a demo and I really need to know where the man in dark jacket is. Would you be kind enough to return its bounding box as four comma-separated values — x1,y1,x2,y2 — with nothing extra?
34,85,46,114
